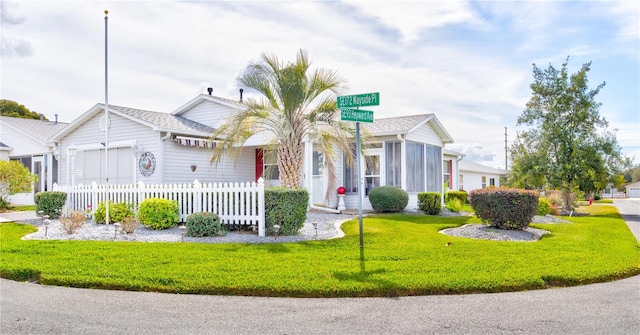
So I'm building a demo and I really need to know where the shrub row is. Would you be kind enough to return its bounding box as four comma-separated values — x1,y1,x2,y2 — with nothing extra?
418,192,441,215
445,190,468,204
369,186,408,212
469,188,539,230
265,187,309,236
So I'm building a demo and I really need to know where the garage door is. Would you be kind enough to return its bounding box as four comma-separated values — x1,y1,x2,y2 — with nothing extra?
628,187,640,198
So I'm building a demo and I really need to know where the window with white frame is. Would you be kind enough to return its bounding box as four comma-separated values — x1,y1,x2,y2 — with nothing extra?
385,141,401,188
490,177,495,187
482,176,487,188
443,160,451,190
263,151,280,180
406,141,424,192
459,175,464,191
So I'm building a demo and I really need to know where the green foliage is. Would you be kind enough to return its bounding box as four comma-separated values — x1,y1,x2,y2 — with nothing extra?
368,186,408,212
445,190,468,204
210,50,356,195
1,205,639,297
469,188,539,230
417,192,441,215
0,161,37,209
509,57,631,210
0,99,45,120
186,212,224,237
34,191,67,219
445,198,463,213
137,197,179,230
93,201,134,224
537,197,551,216
265,187,309,236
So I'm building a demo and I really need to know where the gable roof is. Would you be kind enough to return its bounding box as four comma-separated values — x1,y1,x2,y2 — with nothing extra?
459,160,508,175
172,94,243,116
625,181,640,189
0,116,69,145
363,114,454,143
51,103,215,141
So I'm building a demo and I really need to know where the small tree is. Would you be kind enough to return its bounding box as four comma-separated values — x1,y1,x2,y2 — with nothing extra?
510,57,631,210
0,161,37,210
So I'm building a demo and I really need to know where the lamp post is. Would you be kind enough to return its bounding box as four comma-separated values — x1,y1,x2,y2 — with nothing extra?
273,225,281,240
68,144,77,186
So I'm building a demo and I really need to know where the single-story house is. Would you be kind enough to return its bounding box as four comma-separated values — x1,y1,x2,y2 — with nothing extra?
457,160,508,192
0,116,68,204
48,91,466,211
625,181,640,198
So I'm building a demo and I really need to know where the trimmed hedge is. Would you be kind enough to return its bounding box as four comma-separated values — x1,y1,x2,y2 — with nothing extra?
265,187,309,236
34,191,67,219
417,192,441,215
469,188,539,230
93,201,134,224
445,190,468,204
186,212,224,237
368,186,408,212
137,197,179,230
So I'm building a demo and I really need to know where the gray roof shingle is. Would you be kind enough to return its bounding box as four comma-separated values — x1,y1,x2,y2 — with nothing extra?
107,105,215,135
0,116,69,143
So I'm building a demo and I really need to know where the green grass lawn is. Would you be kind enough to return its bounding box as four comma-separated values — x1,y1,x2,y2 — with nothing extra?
1,204,638,297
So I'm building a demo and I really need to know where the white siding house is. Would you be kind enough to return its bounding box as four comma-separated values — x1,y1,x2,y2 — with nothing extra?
0,116,68,204
625,181,640,198
458,160,508,192
39,92,463,212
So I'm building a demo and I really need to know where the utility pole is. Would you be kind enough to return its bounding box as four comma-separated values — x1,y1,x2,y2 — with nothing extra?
504,127,508,170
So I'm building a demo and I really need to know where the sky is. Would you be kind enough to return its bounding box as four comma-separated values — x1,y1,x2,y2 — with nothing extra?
2,0,639,169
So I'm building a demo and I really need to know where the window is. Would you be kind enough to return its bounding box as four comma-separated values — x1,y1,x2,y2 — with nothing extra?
312,151,323,176
385,142,401,187
482,176,487,188
364,155,380,196
344,150,358,194
489,178,495,187
263,151,279,180
406,142,424,192
459,175,464,191
443,160,451,190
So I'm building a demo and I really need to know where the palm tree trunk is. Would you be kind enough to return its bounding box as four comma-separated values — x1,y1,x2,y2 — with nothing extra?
278,143,304,188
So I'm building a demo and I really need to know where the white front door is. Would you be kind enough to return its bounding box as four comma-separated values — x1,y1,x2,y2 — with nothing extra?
32,156,44,193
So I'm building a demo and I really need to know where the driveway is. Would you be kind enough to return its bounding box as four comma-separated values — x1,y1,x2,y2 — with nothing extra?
1,200,639,334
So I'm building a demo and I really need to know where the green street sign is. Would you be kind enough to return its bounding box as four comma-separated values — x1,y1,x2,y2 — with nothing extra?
341,108,374,123
337,92,380,108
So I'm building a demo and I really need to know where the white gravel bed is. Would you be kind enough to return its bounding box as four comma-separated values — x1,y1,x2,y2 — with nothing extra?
21,212,356,244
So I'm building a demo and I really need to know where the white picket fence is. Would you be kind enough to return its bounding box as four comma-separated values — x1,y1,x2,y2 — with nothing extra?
53,178,266,237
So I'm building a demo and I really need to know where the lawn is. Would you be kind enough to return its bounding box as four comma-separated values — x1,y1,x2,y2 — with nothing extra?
1,204,638,297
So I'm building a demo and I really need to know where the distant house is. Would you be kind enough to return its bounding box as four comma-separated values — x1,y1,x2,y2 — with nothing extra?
625,181,640,198
0,116,68,204
458,160,508,192
47,92,462,211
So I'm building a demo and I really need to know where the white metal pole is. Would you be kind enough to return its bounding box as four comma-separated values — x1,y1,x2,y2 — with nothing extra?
104,10,110,224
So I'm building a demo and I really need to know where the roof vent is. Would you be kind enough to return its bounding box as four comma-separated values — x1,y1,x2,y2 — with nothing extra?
239,88,244,102
207,87,213,96
55,114,58,125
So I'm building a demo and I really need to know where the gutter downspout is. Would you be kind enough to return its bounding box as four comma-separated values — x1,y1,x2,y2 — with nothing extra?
160,132,172,184
310,204,341,214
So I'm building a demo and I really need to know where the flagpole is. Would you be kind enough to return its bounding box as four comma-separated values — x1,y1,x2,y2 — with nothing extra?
104,10,110,225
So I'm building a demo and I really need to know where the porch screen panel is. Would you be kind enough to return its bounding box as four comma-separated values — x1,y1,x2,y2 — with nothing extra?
406,142,424,192
385,142,401,187
425,145,442,192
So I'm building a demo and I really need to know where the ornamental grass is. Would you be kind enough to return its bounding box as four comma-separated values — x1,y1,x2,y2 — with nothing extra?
1,204,638,297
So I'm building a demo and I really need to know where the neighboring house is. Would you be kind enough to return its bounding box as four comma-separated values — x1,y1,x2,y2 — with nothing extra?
624,181,640,198
0,116,69,204
458,160,508,192
51,92,459,212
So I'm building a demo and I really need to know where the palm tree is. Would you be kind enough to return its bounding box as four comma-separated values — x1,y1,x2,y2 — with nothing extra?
210,50,357,202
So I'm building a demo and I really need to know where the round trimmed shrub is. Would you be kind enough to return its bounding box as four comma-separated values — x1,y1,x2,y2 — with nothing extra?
93,200,134,224
537,197,551,216
469,188,539,230
368,186,408,212
186,212,224,237
137,197,179,230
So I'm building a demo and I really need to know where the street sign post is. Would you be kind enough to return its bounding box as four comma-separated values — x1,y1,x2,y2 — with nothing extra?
337,93,379,248
337,92,380,108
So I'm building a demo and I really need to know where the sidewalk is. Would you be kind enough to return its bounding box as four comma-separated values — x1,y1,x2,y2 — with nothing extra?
0,211,39,223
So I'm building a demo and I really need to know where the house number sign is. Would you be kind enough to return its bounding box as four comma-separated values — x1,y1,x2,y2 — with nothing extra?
138,152,156,177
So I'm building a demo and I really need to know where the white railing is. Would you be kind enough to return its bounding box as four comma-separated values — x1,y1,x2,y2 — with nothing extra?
53,178,266,237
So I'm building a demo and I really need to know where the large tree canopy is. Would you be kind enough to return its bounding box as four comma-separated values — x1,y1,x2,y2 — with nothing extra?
210,50,357,202
0,99,46,120
509,57,630,210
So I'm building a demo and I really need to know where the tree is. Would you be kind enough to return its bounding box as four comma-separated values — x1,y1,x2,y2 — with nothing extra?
509,57,631,210
0,160,37,210
0,99,46,120
210,50,357,202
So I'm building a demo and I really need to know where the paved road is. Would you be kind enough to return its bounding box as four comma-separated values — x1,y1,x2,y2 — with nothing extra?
1,200,639,334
